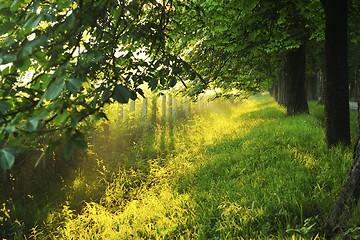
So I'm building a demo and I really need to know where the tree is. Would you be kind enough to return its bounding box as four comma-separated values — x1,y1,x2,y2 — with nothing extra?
170,0,324,114
0,0,192,170
323,0,360,234
285,44,309,115
171,0,359,233
321,0,350,146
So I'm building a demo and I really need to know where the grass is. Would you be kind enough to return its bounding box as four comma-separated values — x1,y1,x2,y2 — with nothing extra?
1,93,358,239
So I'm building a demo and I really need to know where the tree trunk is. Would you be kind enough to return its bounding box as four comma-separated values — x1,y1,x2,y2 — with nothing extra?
319,70,325,104
305,74,319,101
269,84,278,101
278,68,286,106
285,44,309,115
325,108,357,235
355,58,360,103
323,0,354,235
273,83,279,102
325,60,360,233
325,138,360,234
322,0,350,146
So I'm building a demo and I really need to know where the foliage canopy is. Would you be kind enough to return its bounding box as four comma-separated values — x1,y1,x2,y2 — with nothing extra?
0,0,195,168
1,0,359,169
169,0,324,98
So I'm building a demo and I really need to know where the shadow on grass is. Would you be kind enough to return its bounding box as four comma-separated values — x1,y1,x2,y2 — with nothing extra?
173,105,351,239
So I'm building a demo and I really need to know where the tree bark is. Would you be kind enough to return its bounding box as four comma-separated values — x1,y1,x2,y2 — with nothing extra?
319,69,325,104
269,83,278,102
278,68,286,106
322,0,350,146
325,60,360,233
325,137,360,233
305,74,319,101
273,83,279,102
285,44,309,115
322,0,355,235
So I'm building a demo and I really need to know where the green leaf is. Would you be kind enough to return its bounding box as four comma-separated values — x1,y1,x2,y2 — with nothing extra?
160,77,165,85
45,140,61,156
30,16,42,29
3,54,17,63
101,88,111,103
74,139,88,149
19,58,31,71
27,118,38,132
27,111,48,132
10,0,19,11
5,126,15,133
0,101,12,113
64,139,74,160
33,51,47,63
70,110,88,128
36,111,49,120
65,13,76,29
4,146,21,154
113,85,131,103
93,111,108,121
93,53,104,63
55,111,70,125
38,74,52,88
44,13,55,22
113,6,123,21
23,15,42,33
169,77,177,87
2,36,15,48
66,78,82,93
130,91,137,101
137,88,145,98
14,58,24,68
0,150,15,170
22,45,33,57
149,78,158,90
43,78,65,100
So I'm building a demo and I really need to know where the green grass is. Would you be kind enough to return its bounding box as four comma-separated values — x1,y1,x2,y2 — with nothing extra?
2,94,359,239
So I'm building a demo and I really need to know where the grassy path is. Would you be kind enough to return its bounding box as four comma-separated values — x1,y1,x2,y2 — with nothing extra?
39,94,356,239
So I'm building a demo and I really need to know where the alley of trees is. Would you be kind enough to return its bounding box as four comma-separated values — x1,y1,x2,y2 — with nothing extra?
0,0,360,238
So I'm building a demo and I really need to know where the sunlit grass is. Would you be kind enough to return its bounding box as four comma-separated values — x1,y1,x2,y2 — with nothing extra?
4,94,358,239
42,95,356,239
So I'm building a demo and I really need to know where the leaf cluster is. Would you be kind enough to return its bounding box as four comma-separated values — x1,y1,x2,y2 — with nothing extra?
0,0,193,168
168,0,324,97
